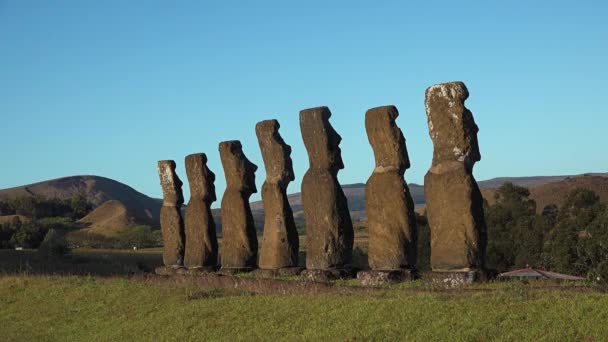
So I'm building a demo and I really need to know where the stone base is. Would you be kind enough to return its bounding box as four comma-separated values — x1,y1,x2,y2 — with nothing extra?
301,268,357,282
217,267,256,276
155,266,186,276
253,267,305,278
423,270,487,286
182,266,218,275
357,269,416,286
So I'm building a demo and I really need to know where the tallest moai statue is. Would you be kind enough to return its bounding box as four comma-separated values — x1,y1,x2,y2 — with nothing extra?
300,106,354,278
424,81,487,283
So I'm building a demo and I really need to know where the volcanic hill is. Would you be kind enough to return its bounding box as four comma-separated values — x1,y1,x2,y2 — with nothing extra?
0,175,160,228
1,173,606,232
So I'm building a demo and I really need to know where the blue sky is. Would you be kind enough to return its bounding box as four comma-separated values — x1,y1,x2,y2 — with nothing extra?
1,0,606,204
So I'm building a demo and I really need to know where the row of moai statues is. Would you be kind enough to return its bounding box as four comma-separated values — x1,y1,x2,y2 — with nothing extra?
156,81,487,284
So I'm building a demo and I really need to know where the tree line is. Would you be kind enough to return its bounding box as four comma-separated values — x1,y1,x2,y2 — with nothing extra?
0,194,161,250
0,193,92,220
402,183,608,282
483,183,608,279
1,184,607,282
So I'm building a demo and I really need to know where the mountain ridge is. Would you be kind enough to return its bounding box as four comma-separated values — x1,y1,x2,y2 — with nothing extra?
1,172,606,232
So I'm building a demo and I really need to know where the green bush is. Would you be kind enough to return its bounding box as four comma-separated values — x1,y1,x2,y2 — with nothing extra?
38,229,69,257
2,194,92,220
65,231,118,249
9,223,47,249
114,225,160,249
36,217,81,231
543,188,606,275
598,261,608,288
64,226,162,250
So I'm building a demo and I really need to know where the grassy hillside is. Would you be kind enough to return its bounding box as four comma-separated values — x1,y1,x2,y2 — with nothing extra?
1,275,607,341
0,175,161,227
483,175,608,212
78,200,141,236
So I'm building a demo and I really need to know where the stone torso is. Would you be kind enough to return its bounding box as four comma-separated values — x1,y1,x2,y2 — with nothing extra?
258,182,299,269
220,190,258,268
302,169,353,270
366,171,417,270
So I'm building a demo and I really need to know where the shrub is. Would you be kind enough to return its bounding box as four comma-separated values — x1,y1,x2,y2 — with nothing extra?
38,229,69,257
9,223,47,249
65,231,118,249
589,260,608,290
36,217,81,231
114,225,160,249
5,194,93,220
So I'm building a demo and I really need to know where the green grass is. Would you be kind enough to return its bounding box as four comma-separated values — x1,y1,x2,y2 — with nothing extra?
1,275,607,341
1,245,607,340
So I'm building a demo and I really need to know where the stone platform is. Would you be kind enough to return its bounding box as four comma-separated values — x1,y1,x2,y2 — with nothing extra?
156,266,218,276
252,267,304,278
216,267,256,276
155,266,184,276
356,270,416,286
301,268,357,282
423,270,488,286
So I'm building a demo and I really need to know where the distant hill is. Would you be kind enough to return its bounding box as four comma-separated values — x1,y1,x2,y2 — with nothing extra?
482,174,608,212
249,173,608,223
476,173,608,189
0,176,160,228
250,182,424,224
1,172,606,232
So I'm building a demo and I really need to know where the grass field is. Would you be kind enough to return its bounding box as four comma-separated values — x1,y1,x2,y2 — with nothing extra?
1,274,607,341
1,240,607,341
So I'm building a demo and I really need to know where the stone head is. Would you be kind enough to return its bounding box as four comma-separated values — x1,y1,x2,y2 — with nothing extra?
365,105,410,174
299,106,344,174
157,160,184,206
255,119,295,187
185,153,216,203
425,81,481,170
219,140,258,194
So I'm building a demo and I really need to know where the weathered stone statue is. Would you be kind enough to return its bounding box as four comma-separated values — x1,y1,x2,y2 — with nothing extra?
358,106,417,285
157,160,185,273
255,120,300,275
184,153,218,271
300,106,354,279
218,140,258,273
424,81,487,284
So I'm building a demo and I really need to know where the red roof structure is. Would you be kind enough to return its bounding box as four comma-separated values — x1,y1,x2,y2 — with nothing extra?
498,268,584,281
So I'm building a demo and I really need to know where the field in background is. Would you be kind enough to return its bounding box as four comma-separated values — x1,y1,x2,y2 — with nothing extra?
0,248,163,276
0,231,371,276
1,275,607,340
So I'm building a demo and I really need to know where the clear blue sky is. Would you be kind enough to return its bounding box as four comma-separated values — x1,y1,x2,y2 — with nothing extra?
1,0,606,204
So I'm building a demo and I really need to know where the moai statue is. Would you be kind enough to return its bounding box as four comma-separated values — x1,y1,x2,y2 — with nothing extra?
156,160,186,274
424,81,487,285
218,140,259,273
184,153,218,271
358,106,417,285
300,106,354,280
255,120,300,275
